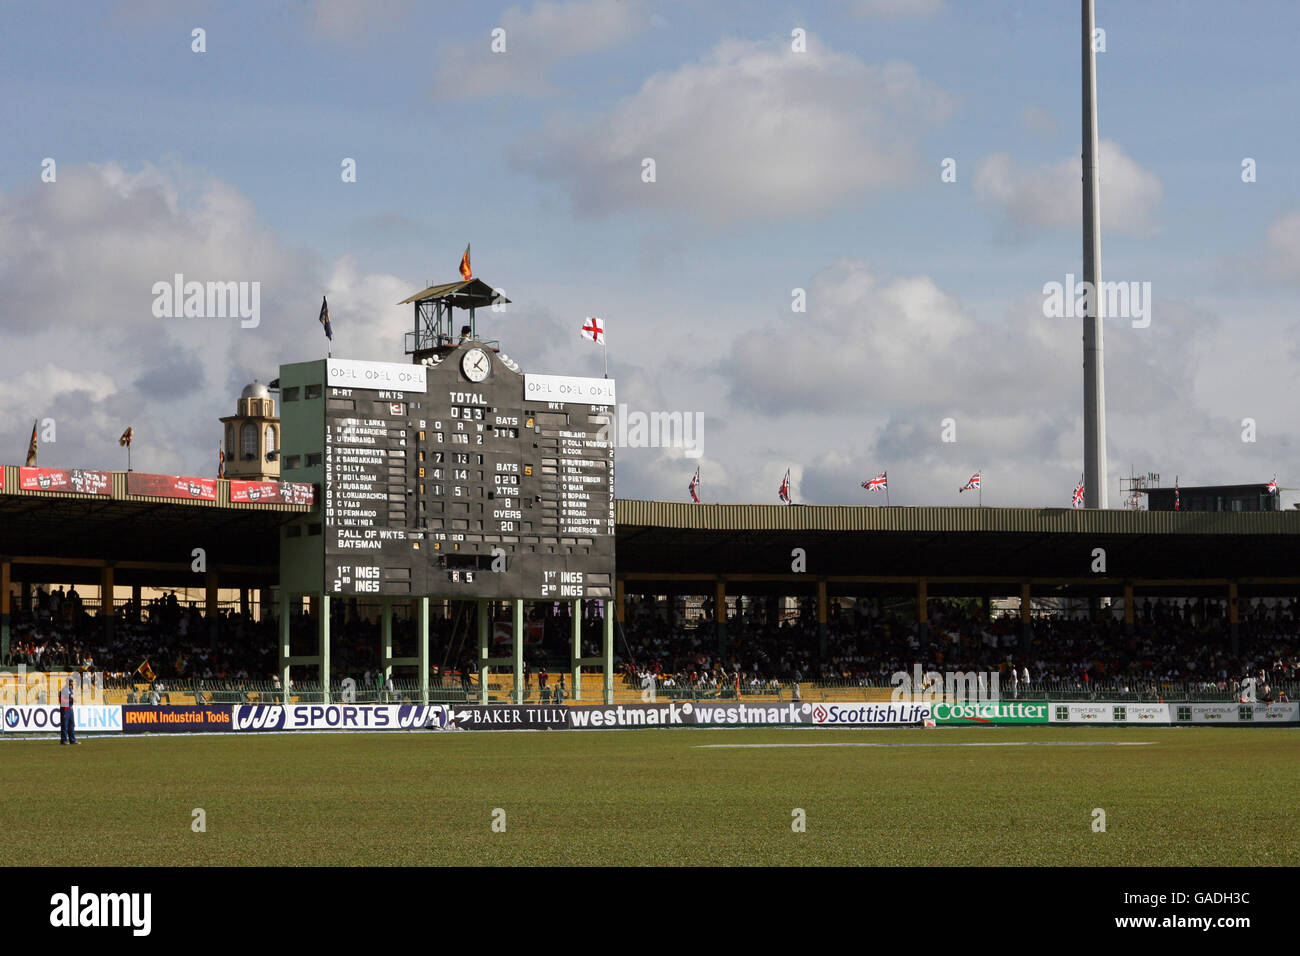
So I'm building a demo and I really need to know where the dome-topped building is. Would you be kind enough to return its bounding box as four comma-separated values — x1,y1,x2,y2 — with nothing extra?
220,380,280,481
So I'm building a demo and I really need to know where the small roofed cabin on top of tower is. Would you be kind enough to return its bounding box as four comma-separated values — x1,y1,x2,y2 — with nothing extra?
398,278,511,364
220,381,280,481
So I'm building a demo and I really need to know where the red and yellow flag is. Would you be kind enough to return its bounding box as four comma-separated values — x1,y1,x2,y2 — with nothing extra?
459,244,472,281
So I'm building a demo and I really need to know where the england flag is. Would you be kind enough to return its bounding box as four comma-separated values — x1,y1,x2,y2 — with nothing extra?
581,317,605,344
959,472,980,493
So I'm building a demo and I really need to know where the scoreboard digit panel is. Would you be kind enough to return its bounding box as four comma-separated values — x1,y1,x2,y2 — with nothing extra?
322,351,615,600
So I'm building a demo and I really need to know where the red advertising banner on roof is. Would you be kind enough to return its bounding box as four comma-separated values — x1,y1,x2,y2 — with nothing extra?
18,467,112,495
229,480,316,505
126,472,217,500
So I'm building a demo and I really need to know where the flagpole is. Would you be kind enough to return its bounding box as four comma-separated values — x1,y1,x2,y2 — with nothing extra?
602,337,608,379
885,471,890,507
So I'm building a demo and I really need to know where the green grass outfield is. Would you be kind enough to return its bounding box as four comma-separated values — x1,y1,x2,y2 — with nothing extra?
4,727,1296,866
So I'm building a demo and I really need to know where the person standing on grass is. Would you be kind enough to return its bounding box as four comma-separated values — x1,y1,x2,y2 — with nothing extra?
58,677,78,745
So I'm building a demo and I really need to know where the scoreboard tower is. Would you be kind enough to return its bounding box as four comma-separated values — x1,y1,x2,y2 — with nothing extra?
277,278,617,704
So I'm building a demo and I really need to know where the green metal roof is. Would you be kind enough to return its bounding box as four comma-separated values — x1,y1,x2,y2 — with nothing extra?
397,278,510,308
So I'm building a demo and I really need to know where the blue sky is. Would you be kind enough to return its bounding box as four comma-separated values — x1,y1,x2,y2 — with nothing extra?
4,0,1300,506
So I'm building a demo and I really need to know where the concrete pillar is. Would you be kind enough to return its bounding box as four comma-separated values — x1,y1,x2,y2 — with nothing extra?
418,597,429,705
1020,583,1032,652
318,594,331,704
571,599,582,702
205,570,219,618
817,579,829,660
603,599,614,705
100,565,115,647
512,599,524,704
1,561,10,664
615,578,625,624
916,579,929,652
714,578,727,657
381,598,393,680
205,569,219,644
279,591,291,704
1228,582,1240,656
477,599,489,705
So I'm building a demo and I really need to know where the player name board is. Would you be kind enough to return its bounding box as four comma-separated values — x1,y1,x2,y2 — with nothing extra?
322,348,614,599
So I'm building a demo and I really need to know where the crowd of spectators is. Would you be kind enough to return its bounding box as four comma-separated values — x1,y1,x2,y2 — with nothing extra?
7,586,1299,698
615,594,1300,695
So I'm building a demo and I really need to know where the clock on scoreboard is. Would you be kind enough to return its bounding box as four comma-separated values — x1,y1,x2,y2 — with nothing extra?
315,346,615,600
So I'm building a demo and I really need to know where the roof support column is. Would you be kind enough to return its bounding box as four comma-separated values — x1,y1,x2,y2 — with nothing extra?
477,599,490,705
1228,581,1239,657
418,597,429,705
570,599,582,703
512,598,524,705
1020,582,1032,653
916,579,929,654
1,560,10,665
714,578,727,659
817,580,828,661
100,564,115,650
380,597,393,682
279,592,291,703
205,569,219,645
602,598,614,706
318,594,331,704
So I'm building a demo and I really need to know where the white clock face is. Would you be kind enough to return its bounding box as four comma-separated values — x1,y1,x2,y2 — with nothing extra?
461,347,490,382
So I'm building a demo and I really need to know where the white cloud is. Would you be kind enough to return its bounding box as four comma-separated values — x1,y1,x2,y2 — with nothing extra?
0,163,409,475
974,139,1163,237
698,259,1232,506
515,35,953,222
431,0,648,100
1255,210,1300,283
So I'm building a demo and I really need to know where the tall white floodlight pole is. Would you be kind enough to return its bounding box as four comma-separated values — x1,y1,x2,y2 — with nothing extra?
1082,0,1108,508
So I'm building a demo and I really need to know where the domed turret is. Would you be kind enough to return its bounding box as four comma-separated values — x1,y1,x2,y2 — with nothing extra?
220,380,280,480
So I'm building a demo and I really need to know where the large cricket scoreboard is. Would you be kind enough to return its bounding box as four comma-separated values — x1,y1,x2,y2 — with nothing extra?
279,346,615,601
